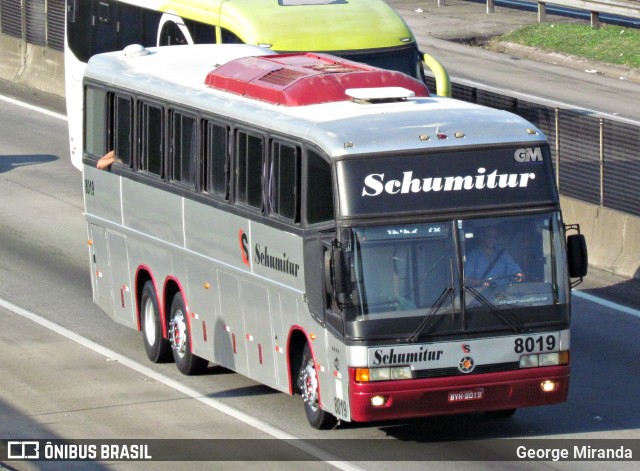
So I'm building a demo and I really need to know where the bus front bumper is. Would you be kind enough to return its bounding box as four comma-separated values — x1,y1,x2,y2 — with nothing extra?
348,365,569,423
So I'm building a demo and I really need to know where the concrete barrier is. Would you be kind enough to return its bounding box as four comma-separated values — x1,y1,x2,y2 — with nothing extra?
561,196,640,279
0,34,65,97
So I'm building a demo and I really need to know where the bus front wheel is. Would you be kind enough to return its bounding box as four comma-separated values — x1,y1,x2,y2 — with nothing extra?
140,281,171,363
169,292,208,375
298,343,338,430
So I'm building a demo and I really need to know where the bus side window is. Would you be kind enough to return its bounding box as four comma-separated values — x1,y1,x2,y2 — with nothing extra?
84,86,107,158
169,110,197,188
67,0,92,62
236,131,264,210
305,150,334,225
203,120,229,199
111,94,133,167
159,20,189,46
139,102,164,177
270,141,301,223
116,4,144,50
184,18,216,44
220,27,243,44
91,0,117,55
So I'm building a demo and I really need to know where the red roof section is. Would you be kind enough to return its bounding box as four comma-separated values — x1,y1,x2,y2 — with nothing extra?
204,53,430,106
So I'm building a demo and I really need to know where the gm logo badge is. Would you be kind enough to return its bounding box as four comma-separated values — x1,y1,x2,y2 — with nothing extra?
514,147,543,163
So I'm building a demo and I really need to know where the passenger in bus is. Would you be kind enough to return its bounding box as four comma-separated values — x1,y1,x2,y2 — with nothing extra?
465,226,524,287
96,150,115,170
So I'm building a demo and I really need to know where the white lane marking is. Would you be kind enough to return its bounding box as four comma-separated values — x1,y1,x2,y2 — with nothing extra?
573,290,640,318
0,93,67,121
0,297,365,471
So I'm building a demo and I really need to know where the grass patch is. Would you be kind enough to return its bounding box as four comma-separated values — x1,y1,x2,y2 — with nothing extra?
498,23,640,68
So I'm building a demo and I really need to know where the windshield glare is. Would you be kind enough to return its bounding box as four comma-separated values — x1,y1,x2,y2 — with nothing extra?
342,213,569,337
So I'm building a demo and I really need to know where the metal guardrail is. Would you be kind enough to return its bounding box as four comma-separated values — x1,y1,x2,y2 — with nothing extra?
1,1,639,218
0,0,65,51
485,0,640,27
424,75,640,217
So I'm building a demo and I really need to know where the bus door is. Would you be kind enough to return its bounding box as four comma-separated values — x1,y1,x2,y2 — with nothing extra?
88,224,136,329
88,224,113,313
240,281,277,387
217,271,249,376
184,258,220,362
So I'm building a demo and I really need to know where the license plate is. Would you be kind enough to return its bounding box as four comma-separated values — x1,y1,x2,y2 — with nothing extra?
448,388,484,403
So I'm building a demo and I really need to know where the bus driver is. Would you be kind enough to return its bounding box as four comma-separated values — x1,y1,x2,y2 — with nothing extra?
465,226,524,287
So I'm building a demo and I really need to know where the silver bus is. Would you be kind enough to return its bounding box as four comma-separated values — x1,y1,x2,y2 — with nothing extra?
81,44,588,429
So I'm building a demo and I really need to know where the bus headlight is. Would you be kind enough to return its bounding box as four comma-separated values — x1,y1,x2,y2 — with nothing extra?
519,351,569,368
519,354,539,368
539,352,561,366
391,366,412,380
370,368,391,381
354,367,413,382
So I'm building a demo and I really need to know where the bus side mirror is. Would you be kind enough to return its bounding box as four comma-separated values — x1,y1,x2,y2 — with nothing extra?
324,245,348,301
567,233,588,280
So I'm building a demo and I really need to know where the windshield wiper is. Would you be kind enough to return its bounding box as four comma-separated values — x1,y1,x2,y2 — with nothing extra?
401,249,452,299
465,285,524,333
406,287,454,343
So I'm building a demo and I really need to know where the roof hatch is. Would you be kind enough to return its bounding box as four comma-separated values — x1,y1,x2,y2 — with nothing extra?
204,53,429,106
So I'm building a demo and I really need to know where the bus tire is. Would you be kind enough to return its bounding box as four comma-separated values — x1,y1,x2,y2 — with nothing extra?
298,343,338,430
141,281,171,363
169,292,208,375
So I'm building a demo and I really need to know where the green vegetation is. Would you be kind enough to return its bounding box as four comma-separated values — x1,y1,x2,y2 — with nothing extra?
498,23,640,68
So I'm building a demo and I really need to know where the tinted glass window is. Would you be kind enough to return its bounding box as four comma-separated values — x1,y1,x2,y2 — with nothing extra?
170,112,196,187
184,17,216,44
270,142,300,222
92,0,117,55
68,1,163,62
140,103,163,176
113,95,132,167
220,28,243,44
236,131,264,209
204,121,228,198
85,87,106,157
159,20,189,46
306,150,333,224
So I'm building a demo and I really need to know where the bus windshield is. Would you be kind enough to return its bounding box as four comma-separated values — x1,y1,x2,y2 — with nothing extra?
341,213,570,340
331,43,423,81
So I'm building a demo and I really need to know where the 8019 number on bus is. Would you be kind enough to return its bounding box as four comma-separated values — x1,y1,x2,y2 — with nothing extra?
514,334,557,353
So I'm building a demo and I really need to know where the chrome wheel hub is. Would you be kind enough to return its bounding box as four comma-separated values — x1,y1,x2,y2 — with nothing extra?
169,309,187,358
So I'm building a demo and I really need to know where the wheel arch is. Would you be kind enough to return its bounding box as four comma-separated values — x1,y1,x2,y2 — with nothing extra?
135,265,164,335
287,326,312,395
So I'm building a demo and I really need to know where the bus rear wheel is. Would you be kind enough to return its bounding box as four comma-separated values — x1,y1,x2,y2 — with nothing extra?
169,292,208,375
140,281,171,363
298,343,337,430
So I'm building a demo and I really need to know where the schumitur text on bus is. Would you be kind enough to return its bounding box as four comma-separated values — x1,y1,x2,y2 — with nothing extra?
362,168,537,197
